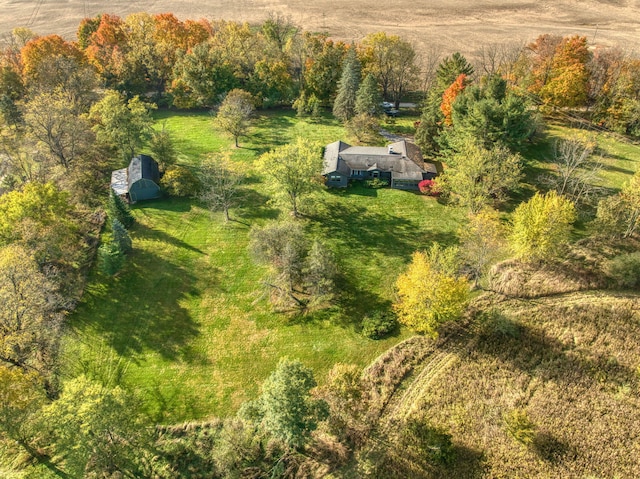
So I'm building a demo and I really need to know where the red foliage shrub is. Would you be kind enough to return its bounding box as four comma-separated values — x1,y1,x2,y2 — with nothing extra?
418,179,438,195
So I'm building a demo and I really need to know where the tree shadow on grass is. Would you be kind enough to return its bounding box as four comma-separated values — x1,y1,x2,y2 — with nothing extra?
73,249,206,365
309,200,457,262
132,221,204,254
235,187,280,221
601,161,636,177
475,313,638,390
134,197,193,213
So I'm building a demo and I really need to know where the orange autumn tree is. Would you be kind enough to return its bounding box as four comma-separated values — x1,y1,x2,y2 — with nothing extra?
529,35,590,108
81,14,128,81
20,35,85,84
440,73,467,125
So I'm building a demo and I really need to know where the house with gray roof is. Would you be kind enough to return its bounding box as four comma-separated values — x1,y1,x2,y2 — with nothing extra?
110,154,161,203
322,139,437,190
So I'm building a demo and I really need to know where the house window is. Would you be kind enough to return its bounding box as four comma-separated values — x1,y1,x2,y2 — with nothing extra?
372,171,380,178
329,175,342,181
352,169,362,176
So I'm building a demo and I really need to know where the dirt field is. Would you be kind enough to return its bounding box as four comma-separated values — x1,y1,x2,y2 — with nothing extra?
1,1,639,62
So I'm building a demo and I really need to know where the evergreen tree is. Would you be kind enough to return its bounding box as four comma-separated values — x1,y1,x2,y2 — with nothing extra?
435,52,474,90
332,47,361,122
240,359,329,450
108,189,134,229
293,91,308,117
355,73,383,116
98,242,124,276
111,218,132,254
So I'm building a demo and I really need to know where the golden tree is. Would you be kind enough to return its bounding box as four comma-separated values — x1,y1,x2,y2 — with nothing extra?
394,248,469,337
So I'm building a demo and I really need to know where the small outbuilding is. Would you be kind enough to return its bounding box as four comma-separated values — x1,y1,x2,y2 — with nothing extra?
110,154,161,203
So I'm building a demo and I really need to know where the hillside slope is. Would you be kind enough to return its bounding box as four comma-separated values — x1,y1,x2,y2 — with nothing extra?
353,254,640,478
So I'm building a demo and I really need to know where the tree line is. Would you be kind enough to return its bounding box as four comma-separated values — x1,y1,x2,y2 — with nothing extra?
1,12,640,477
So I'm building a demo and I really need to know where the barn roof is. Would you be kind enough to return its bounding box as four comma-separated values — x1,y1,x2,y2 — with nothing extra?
110,155,161,196
128,154,160,189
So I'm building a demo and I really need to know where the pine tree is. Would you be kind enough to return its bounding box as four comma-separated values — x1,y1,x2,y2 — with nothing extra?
332,47,361,122
108,189,134,229
98,242,124,276
355,73,383,116
111,218,132,254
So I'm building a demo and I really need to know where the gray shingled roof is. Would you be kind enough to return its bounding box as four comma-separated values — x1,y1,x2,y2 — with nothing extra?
323,141,351,176
323,139,433,181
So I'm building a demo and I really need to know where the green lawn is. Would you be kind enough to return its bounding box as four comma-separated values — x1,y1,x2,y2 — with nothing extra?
63,109,466,422
63,108,640,423
519,121,640,192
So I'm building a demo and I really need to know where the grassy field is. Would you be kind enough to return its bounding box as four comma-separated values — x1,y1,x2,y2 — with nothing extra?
63,107,640,423
62,109,466,422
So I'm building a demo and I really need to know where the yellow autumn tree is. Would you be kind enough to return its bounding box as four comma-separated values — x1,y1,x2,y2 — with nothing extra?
394,247,469,337
510,190,576,262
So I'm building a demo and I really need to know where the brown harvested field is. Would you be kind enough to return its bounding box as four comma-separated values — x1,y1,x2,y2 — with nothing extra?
1,0,639,58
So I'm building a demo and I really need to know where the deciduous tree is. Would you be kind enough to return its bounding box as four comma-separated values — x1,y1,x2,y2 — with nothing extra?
0,182,79,266
23,88,93,171
595,170,640,238
510,191,576,261
214,89,254,148
89,90,155,163
437,138,522,212
459,208,507,288
150,122,177,171
360,32,418,107
0,244,61,374
302,34,347,104
394,246,469,337
20,35,86,88
170,41,237,108
440,73,467,126
255,137,322,217
199,154,242,222
42,376,155,478
544,137,602,208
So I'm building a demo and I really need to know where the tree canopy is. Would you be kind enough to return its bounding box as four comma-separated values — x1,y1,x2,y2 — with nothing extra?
255,137,322,217
510,191,576,261
394,246,469,337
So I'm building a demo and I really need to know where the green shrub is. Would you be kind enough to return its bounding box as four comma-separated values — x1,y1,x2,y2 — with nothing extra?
161,165,200,197
604,252,640,288
361,311,398,339
504,408,536,445
364,178,389,189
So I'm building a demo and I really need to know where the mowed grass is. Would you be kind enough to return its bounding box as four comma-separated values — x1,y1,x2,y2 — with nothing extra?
63,109,466,422
520,121,640,191
64,109,640,423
